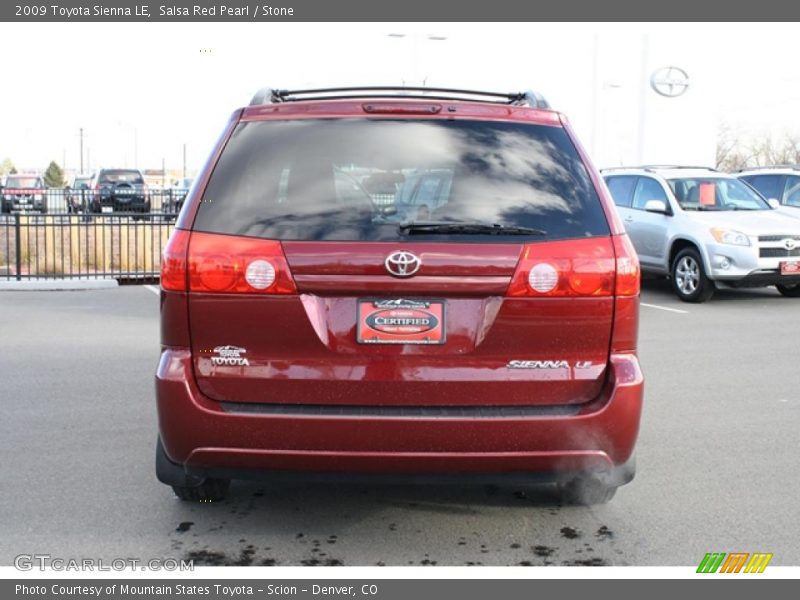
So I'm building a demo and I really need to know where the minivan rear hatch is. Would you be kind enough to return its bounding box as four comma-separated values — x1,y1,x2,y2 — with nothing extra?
186,116,615,407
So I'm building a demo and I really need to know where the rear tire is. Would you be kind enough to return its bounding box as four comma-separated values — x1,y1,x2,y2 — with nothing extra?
671,247,714,302
172,479,230,502
558,476,617,505
156,437,230,502
776,283,800,297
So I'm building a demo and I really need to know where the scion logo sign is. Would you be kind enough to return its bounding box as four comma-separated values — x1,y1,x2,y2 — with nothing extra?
211,345,250,366
357,298,445,344
696,552,773,573
650,66,690,98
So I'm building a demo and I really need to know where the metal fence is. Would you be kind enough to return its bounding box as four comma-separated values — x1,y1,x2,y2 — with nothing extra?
0,186,187,214
0,189,183,281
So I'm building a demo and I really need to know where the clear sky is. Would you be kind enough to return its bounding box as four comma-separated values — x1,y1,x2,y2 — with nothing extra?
0,22,797,175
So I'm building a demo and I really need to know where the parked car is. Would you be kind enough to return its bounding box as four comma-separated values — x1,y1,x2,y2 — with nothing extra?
602,166,800,301
155,86,643,505
1,174,47,214
165,177,193,214
65,174,93,213
88,168,150,215
737,166,800,210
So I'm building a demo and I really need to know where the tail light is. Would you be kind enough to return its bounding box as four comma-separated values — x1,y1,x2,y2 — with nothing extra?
161,229,190,291
610,234,640,353
506,235,640,298
507,237,615,297
161,231,297,294
612,234,641,296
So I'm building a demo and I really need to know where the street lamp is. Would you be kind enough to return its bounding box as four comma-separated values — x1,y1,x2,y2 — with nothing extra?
386,33,448,86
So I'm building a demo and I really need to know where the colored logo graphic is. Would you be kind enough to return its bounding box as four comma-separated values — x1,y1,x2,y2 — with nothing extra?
697,552,773,573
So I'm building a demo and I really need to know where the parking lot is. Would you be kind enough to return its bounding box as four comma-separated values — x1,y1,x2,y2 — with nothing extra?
1,282,798,567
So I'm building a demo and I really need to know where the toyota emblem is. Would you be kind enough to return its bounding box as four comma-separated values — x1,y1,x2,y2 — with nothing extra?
784,239,797,251
385,251,422,277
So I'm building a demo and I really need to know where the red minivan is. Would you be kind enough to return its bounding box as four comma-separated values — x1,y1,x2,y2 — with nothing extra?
155,87,643,504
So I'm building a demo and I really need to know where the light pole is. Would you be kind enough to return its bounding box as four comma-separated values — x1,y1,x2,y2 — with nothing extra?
79,128,84,173
637,34,650,164
387,33,448,86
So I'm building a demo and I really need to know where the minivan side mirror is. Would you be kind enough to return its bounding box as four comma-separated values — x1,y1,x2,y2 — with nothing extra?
767,198,781,209
644,199,669,214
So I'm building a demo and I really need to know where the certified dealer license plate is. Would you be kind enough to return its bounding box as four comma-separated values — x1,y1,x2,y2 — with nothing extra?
357,298,445,345
780,261,800,275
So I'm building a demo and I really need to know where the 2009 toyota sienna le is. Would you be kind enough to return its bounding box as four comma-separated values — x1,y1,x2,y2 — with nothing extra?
155,86,643,505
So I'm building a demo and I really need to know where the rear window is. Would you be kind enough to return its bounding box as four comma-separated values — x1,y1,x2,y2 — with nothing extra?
98,170,144,184
5,177,42,188
194,119,610,242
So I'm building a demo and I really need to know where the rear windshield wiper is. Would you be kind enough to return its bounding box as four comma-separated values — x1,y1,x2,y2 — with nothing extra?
398,221,547,236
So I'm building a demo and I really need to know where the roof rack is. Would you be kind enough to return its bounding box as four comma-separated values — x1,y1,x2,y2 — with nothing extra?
737,164,800,172
640,165,719,172
249,86,550,109
601,165,718,173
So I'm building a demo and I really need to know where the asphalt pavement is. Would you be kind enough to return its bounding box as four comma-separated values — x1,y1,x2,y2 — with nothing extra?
1,281,798,567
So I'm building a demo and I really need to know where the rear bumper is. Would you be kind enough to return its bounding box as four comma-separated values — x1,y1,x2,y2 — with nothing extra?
2,196,45,211
156,349,643,483
94,197,150,212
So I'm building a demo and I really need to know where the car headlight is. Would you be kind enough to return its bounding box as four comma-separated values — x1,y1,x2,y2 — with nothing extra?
710,228,750,246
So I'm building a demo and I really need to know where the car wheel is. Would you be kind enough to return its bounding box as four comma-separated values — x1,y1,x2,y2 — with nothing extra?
557,475,617,505
156,437,230,501
172,479,230,502
776,283,800,297
671,248,714,303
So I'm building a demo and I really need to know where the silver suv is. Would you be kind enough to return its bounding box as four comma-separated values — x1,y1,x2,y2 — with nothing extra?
602,166,800,302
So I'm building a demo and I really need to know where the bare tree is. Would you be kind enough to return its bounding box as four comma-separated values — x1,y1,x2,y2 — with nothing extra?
716,124,752,172
782,133,800,164
717,125,800,172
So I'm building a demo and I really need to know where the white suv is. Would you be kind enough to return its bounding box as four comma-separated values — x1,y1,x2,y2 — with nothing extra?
602,166,800,302
736,166,800,212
